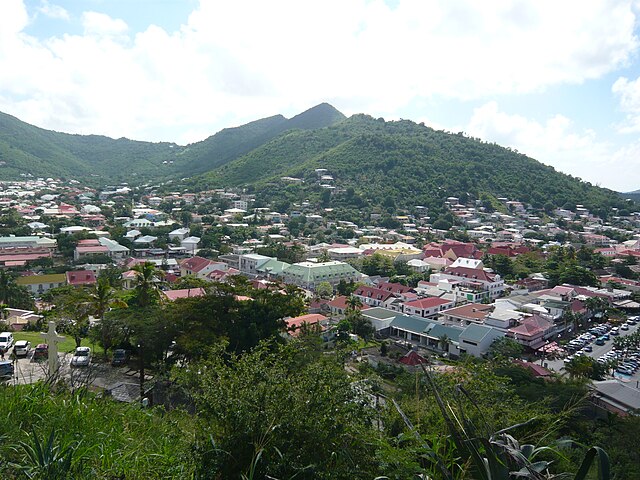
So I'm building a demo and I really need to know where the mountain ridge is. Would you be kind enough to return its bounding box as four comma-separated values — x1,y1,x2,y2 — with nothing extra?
0,104,345,181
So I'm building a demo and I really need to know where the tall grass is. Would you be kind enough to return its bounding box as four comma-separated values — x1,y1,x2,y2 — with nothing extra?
0,384,197,479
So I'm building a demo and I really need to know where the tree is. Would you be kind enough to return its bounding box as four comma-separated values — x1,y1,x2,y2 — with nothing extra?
564,355,596,379
53,288,93,348
0,270,35,310
131,262,164,308
176,341,379,479
488,337,523,361
83,278,128,355
315,281,333,299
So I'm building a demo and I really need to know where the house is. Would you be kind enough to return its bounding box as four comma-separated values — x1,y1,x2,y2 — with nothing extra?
133,235,158,247
285,313,329,337
430,266,505,299
440,303,493,325
450,257,484,269
73,239,110,261
512,360,552,379
0,236,56,250
327,246,364,261
162,288,206,301
168,227,190,242
180,256,227,279
399,350,429,366
403,297,454,318
507,315,555,349
98,237,130,259
377,282,413,295
238,254,273,276
181,236,200,255
4,308,43,331
361,307,398,332
65,270,97,286
352,286,396,308
17,273,66,296
388,314,463,356
327,295,365,316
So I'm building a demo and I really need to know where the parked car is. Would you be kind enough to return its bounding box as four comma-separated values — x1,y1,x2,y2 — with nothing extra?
33,344,48,361
0,360,14,378
0,332,14,353
70,347,91,367
13,340,31,357
621,324,630,331
111,349,128,367
595,337,606,346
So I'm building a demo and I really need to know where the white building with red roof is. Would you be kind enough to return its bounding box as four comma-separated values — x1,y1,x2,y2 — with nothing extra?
403,297,454,319
430,266,505,299
180,256,227,279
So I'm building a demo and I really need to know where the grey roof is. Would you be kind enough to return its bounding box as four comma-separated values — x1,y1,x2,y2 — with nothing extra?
460,324,498,343
134,235,157,244
592,380,640,412
362,307,398,321
390,315,430,335
99,237,129,253
426,323,463,342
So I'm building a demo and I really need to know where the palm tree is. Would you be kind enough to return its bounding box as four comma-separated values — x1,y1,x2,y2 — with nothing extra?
132,262,164,308
564,355,594,380
88,277,127,321
346,295,362,312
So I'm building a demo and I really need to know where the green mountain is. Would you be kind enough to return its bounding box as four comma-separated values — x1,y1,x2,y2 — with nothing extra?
193,114,632,218
175,103,345,175
0,111,179,180
0,103,345,181
0,105,632,218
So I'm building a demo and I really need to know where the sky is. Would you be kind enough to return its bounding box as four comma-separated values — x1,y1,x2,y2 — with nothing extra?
1,1,639,192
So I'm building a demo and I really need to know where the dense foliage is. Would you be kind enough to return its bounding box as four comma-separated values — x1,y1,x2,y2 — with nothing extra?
0,104,344,182
192,114,631,220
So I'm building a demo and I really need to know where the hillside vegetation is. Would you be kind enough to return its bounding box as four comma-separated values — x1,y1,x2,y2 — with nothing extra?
0,105,633,215
194,114,631,217
0,104,345,182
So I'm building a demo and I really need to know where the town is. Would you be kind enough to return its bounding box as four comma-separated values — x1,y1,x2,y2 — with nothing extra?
1,174,639,422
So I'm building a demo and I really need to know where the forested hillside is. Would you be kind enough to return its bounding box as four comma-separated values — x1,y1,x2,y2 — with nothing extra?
0,104,344,181
194,114,632,217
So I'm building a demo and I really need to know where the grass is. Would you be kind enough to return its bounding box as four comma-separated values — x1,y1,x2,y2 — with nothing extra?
13,332,105,356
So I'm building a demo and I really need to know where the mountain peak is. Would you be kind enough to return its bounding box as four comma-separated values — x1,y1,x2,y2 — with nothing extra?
287,103,345,130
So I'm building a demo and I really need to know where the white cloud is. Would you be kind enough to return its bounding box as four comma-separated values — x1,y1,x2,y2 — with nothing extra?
0,0,638,150
612,76,640,132
81,11,128,37
38,1,69,20
466,101,639,192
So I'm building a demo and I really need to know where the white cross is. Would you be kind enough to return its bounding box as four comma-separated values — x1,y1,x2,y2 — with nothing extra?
41,321,65,377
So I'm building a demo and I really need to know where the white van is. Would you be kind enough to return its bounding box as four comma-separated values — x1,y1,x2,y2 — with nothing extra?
0,332,14,352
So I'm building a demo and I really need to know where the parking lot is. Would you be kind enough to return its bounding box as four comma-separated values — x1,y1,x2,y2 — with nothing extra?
546,316,640,385
1,348,142,391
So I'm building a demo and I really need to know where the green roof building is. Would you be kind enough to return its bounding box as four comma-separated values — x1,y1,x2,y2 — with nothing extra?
282,261,361,290
17,274,66,296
